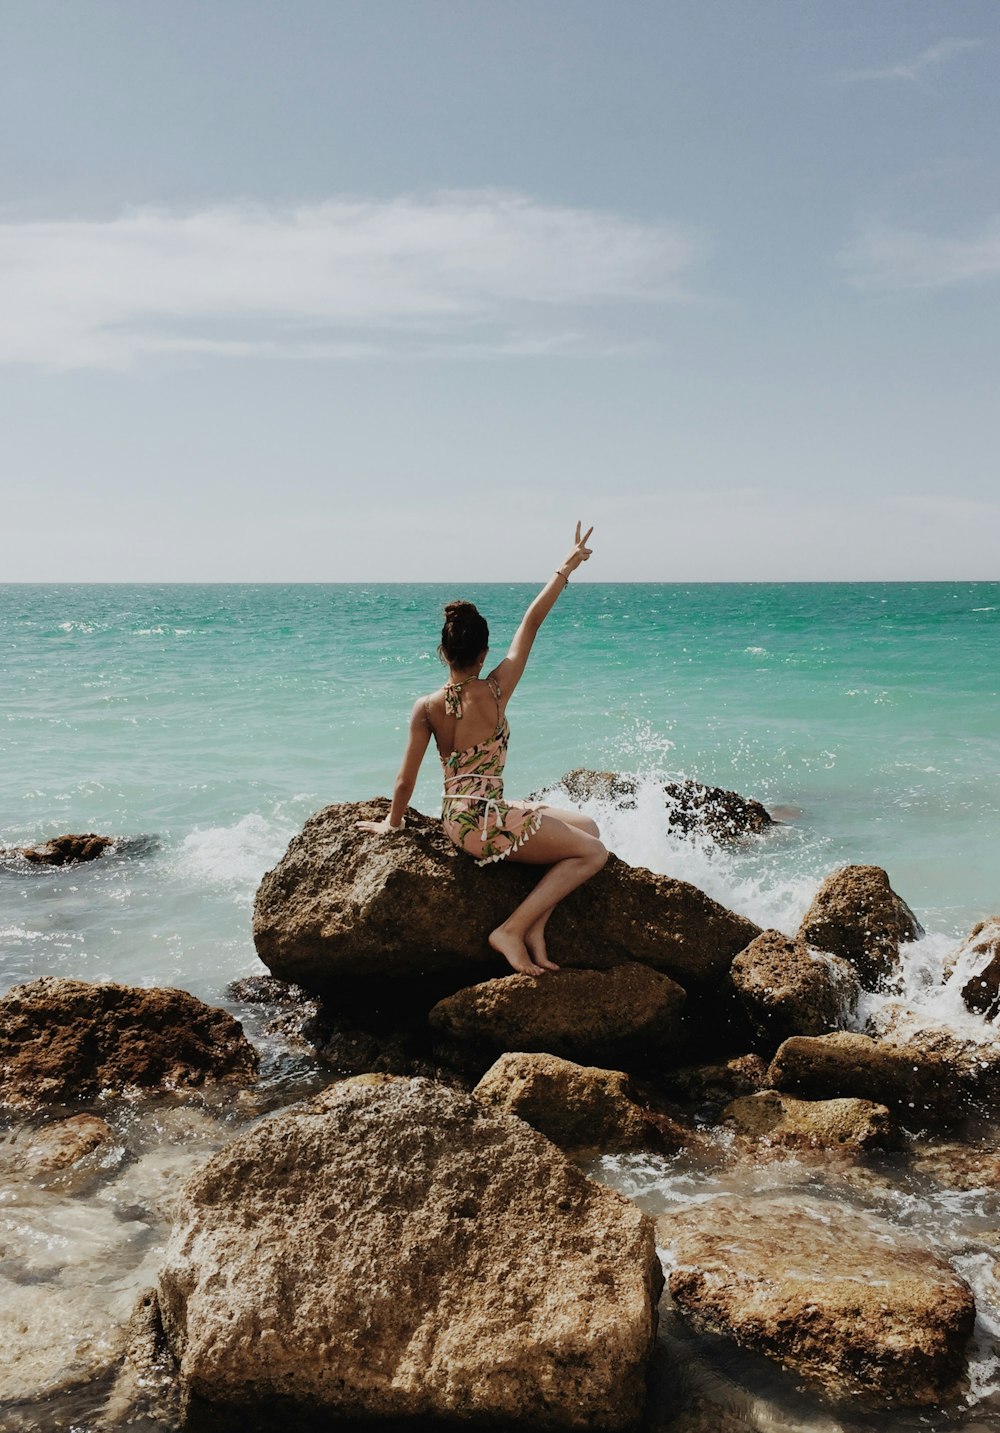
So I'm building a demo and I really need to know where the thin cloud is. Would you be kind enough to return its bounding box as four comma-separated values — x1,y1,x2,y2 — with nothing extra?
839,217,1000,290
0,192,703,370
836,37,983,84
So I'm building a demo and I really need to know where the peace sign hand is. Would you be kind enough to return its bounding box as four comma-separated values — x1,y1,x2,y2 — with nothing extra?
562,521,594,574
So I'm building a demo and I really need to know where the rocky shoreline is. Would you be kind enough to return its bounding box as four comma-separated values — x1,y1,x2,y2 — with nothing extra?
3,788,1000,1431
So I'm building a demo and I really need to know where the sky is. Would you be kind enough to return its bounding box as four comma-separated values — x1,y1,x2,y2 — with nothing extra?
1,1,998,581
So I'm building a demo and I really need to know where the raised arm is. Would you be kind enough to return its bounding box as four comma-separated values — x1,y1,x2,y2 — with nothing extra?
356,697,432,835
491,522,593,699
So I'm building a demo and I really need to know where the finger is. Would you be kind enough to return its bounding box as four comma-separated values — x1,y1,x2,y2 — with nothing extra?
581,526,593,545
574,520,581,544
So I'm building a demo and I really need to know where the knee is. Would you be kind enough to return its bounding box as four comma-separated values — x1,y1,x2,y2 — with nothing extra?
588,840,609,873
582,815,601,838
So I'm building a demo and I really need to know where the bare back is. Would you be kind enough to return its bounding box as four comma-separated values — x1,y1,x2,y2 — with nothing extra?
424,673,506,757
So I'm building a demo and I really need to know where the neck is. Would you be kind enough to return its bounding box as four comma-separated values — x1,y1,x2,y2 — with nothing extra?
448,667,480,684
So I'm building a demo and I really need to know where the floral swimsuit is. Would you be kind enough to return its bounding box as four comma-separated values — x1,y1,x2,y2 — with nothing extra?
432,675,543,866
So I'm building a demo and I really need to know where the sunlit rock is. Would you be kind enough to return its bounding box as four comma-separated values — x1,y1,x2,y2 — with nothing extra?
724,1089,893,1150
729,930,859,1048
958,917,1000,1019
798,864,923,989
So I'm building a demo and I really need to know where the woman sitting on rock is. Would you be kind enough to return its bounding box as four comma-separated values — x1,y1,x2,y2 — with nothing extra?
357,523,608,977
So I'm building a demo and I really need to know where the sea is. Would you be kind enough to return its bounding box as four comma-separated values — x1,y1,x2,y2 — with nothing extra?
2,581,1000,1433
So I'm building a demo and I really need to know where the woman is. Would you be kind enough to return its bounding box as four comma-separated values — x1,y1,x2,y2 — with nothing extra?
357,523,608,977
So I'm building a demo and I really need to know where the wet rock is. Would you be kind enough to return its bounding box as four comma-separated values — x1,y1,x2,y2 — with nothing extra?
730,930,859,1048
659,1195,976,1406
907,1140,1000,1191
224,974,313,1005
23,1114,116,1174
658,1054,769,1106
429,962,685,1069
798,864,923,988
550,771,774,844
253,801,759,1003
157,1076,663,1430
99,1288,181,1431
559,767,639,806
0,978,258,1109
20,832,115,864
473,1052,666,1153
724,1090,893,1150
765,1029,1000,1125
959,918,1000,1019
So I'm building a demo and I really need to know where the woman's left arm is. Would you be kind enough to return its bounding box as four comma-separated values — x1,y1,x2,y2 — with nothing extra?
356,698,432,834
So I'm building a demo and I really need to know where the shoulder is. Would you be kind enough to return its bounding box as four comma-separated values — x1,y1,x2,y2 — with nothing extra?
411,693,437,727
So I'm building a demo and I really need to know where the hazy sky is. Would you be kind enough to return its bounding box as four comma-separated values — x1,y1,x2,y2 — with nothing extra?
2,1,998,580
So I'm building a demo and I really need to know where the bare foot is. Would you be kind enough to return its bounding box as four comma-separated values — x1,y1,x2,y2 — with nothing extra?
525,925,560,971
489,927,544,976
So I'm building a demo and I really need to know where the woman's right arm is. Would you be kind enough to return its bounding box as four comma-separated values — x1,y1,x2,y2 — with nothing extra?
491,522,593,698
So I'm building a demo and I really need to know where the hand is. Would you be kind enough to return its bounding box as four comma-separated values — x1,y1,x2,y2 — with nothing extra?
356,818,401,835
561,521,594,574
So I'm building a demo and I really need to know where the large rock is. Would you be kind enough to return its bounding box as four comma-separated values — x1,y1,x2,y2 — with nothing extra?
473,1052,665,1153
659,1196,975,1405
429,962,685,1068
252,801,759,1004
553,771,774,844
20,832,115,864
798,865,923,988
724,1090,893,1150
157,1076,662,1430
958,917,1000,1019
766,1028,1000,1124
729,930,859,1048
0,978,258,1108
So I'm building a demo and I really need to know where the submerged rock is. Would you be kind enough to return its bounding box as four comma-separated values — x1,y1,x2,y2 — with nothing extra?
659,1195,975,1406
99,1288,182,1432
0,978,258,1108
959,917,1000,1019
798,864,923,988
552,770,774,844
19,832,115,864
729,930,859,1048
724,1090,893,1150
22,1114,116,1174
253,800,758,1001
157,1076,662,1431
473,1052,667,1154
429,962,685,1069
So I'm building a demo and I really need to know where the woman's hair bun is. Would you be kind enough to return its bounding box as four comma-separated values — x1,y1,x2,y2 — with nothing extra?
443,600,479,624
439,600,489,666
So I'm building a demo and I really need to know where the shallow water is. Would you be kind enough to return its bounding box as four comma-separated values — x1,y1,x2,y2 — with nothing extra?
2,583,1000,1430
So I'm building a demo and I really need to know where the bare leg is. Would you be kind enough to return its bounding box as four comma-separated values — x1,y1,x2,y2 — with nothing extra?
487,815,608,976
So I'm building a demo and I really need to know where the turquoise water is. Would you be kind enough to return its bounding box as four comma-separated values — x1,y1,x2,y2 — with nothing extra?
2,582,999,1003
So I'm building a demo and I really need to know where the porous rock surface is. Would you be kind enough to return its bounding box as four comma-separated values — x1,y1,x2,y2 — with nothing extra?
552,771,774,844
724,1090,893,1150
157,1076,663,1431
959,917,1000,1019
20,832,115,864
729,930,860,1047
766,1028,1000,1124
473,1051,662,1152
659,1195,976,1405
252,801,759,998
798,864,923,988
429,962,685,1067
0,978,258,1108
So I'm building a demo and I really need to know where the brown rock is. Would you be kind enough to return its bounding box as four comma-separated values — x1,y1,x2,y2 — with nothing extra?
659,1054,769,1106
157,1076,662,1430
730,930,859,1047
959,918,1000,1018
559,768,638,806
252,801,759,1001
99,1288,181,1431
724,1090,893,1150
23,1114,116,1174
798,864,923,988
0,978,258,1109
659,1195,975,1405
224,974,313,1005
21,832,115,864
765,1029,1000,1125
473,1052,663,1153
429,962,685,1068
552,771,774,844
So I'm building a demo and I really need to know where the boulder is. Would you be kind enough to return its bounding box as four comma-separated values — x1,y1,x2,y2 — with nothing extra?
157,1076,662,1430
724,1090,893,1150
550,771,774,844
429,962,685,1069
22,1114,116,1174
99,1289,182,1432
765,1028,1000,1125
21,832,115,864
473,1052,665,1154
224,974,313,1006
729,930,859,1047
958,918,1000,1019
798,865,923,988
0,978,258,1109
252,801,759,1005
658,1054,768,1107
659,1195,975,1405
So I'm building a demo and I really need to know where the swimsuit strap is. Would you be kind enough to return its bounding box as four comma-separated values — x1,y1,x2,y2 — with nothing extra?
444,677,473,718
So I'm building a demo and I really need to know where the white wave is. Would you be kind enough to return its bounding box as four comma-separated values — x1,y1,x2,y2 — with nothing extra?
172,812,298,899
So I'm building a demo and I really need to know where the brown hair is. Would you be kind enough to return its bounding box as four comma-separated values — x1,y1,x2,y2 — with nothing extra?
439,600,489,668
